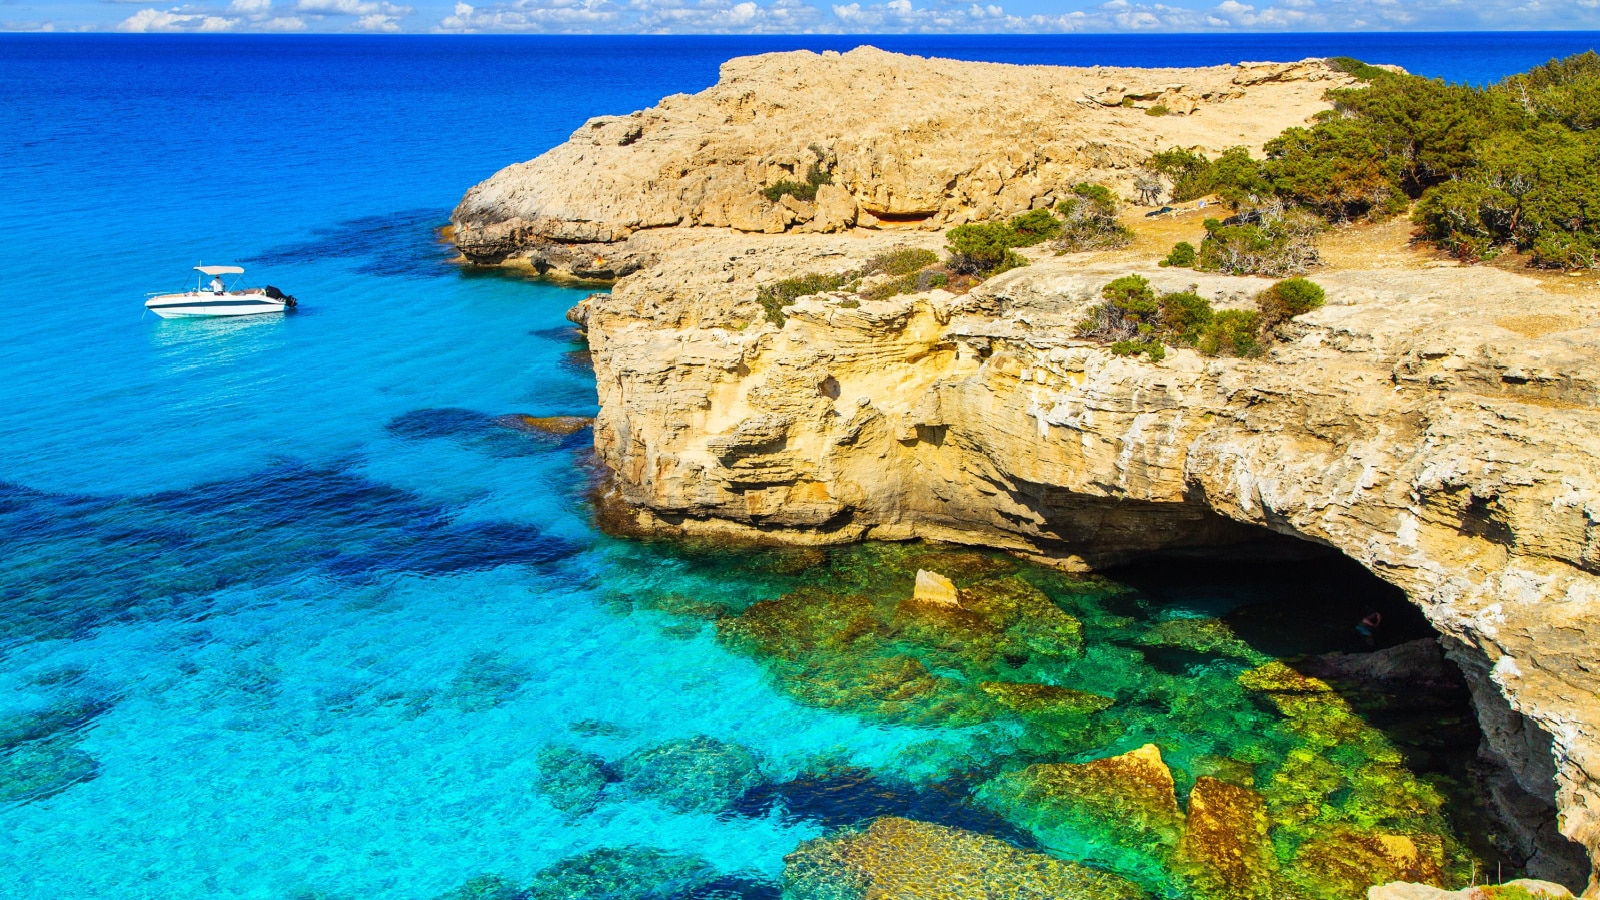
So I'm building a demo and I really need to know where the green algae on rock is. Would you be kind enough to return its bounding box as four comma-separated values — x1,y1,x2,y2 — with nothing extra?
1138,616,1269,664
525,847,718,900
783,816,1148,900
979,680,1115,717
0,737,100,803
978,743,1185,885
620,542,1498,899
1177,777,1277,900
533,745,613,816
432,874,526,900
616,736,764,813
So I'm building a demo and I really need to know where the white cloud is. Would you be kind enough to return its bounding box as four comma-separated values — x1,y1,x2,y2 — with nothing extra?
67,0,1600,36
115,7,239,30
355,11,405,27
296,0,413,14
437,0,625,31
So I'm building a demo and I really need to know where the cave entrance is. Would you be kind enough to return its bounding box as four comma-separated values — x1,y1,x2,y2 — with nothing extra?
1104,550,1593,892
865,209,938,227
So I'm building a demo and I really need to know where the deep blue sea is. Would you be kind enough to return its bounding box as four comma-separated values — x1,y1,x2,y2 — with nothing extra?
0,32,1595,900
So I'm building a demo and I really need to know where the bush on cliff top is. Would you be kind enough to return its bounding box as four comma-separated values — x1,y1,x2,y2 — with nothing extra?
1055,183,1134,252
1196,210,1322,278
945,184,1129,276
756,247,946,325
1077,274,1325,360
1141,52,1600,268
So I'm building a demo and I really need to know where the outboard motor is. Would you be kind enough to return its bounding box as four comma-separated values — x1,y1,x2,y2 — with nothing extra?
264,285,299,308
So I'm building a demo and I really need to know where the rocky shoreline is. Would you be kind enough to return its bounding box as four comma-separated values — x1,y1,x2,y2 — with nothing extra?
454,47,1600,896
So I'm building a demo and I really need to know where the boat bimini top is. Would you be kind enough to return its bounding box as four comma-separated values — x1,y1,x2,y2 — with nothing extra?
194,265,244,276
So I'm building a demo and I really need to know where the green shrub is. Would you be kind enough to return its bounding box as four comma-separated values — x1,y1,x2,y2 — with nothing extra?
947,222,1025,275
1146,104,1170,117
1148,148,1214,202
761,148,835,203
1160,241,1197,268
1110,339,1166,361
1055,183,1133,252
1077,274,1156,342
1263,120,1409,221
1060,183,1119,218
1497,50,1600,132
1079,276,1232,360
1326,56,1393,82
1196,309,1262,357
1413,124,1600,268
1137,54,1600,267
1258,277,1327,326
1007,208,1064,246
757,271,855,325
1157,289,1213,344
1076,274,1278,359
863,247,940,277
1412,179,1514,261
945,207,1073,276
1197,210,1322,277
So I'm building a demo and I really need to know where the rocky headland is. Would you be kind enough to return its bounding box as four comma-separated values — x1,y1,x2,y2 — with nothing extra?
453,47,1600,896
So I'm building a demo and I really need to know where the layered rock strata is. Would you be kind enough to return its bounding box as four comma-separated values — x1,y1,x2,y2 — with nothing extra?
455,48,1600,894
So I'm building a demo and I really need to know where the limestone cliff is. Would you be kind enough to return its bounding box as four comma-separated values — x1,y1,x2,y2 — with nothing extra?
452,46,1350,277
455,48,1600,894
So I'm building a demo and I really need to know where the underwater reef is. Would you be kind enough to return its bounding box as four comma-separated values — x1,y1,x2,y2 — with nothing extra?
599,541,1502,900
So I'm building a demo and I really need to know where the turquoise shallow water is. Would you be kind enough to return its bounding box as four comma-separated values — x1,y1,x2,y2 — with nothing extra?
1,33,1590,899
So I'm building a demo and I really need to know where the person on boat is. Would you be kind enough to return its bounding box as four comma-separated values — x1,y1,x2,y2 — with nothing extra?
209,275,225,294
1357,611,1383,647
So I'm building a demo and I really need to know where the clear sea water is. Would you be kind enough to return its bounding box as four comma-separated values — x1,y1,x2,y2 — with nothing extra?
1,32,1595,900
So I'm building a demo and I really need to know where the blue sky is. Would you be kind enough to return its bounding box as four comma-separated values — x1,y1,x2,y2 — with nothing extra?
7,0,1600,33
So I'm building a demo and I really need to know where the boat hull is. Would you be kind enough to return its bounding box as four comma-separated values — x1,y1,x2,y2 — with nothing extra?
145,292,288,318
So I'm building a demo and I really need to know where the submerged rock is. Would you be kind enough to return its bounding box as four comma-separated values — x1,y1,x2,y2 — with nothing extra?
978,681,1114,717
978,743,1183,876
1292,830,1446,897
534,746,614,816
1177,777,1276,900
495,414,593,437
443,651,530,712
1138,617,1268,664
617,736,763,813
910,569,960,607
783,816,1147,900
525,847,718,900
0,737,100,803
432,874,527,900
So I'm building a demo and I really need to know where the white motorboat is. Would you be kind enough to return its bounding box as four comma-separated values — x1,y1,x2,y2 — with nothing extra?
145,265,298,318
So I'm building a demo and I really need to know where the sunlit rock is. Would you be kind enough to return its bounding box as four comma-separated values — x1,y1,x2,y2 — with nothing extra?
1177,777,1277,900
783,816,1148,900
911,569,960,607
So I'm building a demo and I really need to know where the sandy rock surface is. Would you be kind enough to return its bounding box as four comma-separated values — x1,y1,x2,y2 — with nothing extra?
452,46,1350,274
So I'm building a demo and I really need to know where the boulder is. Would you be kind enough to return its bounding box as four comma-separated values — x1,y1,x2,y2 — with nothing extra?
911,569,959,607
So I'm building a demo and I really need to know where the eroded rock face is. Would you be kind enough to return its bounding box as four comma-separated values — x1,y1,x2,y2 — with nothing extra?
573,238,1600,892
451,47,1350,274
